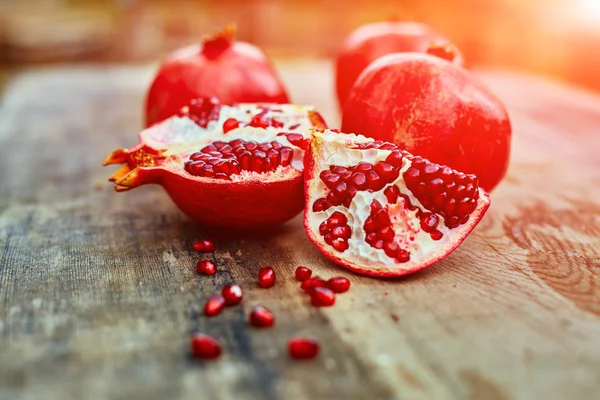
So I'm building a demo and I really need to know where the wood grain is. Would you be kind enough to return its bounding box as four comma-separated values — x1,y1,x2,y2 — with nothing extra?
0,61,599,400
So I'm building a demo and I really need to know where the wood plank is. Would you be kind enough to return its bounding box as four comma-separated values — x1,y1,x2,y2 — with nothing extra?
0,61,599,400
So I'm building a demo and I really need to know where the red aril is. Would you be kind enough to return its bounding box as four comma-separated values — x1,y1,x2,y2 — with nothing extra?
193,239,215,252
257,267,276,288
303,130,491,277
104,99,326,230
327,277,350,293
310,287,336,307
249,306,275,327
145,25,289,126
341,53,511,191
221,284,243,305
295,266,312,282
190,333,222,360
204,295,226,317
288,337,320,360
335,21,463,108
300,277,327,293
196,260,216,275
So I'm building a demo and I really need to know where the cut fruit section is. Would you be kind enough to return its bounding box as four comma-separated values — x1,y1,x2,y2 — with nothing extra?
304,130,490,277
104,98,327,230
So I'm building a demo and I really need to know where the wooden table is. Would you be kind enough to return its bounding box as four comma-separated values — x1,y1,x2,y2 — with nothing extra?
0,61,599,400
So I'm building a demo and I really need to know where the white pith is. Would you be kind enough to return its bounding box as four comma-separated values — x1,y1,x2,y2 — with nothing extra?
140,104,317,181
308,130,488,271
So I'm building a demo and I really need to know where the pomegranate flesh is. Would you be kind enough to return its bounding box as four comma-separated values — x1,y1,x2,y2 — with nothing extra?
341,53,511,191
145,25,289,126
336,21,463,108
104,100,326,230
304,130,491,277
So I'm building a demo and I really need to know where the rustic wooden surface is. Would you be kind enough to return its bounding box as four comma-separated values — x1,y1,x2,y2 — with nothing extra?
0,61,599,400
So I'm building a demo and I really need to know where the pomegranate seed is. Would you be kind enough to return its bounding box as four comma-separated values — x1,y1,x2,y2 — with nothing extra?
257,267,276,288
221,284,243,306
196,260,216,275
311,287,336,307
327,277,350,293
295,266,312,282
249,306,275,327
222,118,239,133
204,295,226,316
300,277,327,293
288,337,320,360
193,239,216,253
190,333,222,360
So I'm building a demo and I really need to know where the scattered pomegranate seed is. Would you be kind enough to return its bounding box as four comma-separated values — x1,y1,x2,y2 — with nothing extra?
295,266,312,282
300,277,327,293
190,333,222,360
222,118,239,133
196,260,216,275
193,239,216,252
257,267,276,288
221,284,243,306
204,295,226,317
327,277,350,293
249,306,275,327
288,337,320,360
310,287,336,307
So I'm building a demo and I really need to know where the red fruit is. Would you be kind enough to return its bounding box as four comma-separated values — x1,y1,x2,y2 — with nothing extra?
145,25,290,126
303,130,491,277
300,277,327,293
104,99,327,230
193,239,215,252
310,287,336,307
204,295,226,317
196,260,216,275
295,266,312,282
327,277,350,293
335,21,463,108
249,306,275,327
257,267,276,288
341,53,511,191
190,333,222,360
221,284,243,305
288,337,320,360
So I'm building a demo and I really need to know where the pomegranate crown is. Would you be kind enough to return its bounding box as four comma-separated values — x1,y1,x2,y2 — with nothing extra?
202,24,236,59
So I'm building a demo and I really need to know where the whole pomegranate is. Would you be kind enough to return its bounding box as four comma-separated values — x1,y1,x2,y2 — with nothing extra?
335,21,463,108
145,25,290,127
304,130,490,277
341,53,511,192
105,98,326,230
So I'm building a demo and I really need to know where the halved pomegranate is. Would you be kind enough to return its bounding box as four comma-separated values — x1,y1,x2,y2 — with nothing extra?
304,130,490,277
104,99,326,230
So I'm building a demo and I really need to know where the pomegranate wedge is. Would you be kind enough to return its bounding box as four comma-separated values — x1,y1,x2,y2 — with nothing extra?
104,98,326,230
304,130,490,277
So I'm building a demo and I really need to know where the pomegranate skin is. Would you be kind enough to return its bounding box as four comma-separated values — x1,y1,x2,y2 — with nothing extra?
341,53,511,192
336,21,463,108
145,26,289,126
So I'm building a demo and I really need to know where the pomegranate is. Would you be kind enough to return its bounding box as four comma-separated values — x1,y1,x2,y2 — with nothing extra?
204,295,226,317
221,284,243,306
303,130,491,277
196,260,216,275
288,337,320,360
104,100,326,230
295,266,312,282
327,277,350,293
341,53,511,191
190,333,222,360
257,267,276,288
249,306,275,327
335,21,463,108
145,25,289,126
